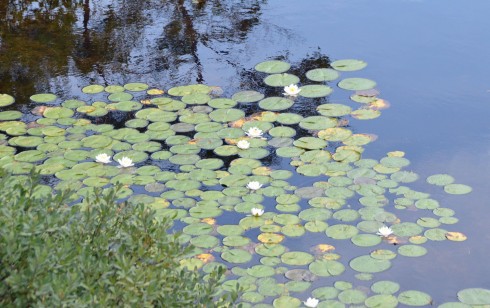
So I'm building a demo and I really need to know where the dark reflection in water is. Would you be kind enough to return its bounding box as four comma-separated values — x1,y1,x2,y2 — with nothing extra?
0,0,284,102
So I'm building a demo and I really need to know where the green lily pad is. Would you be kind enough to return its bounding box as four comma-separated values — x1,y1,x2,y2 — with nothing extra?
309,260,345,277
326,224,358,239
259,97,294,111
370,249,397,260
305,221,328,232
350,255,391,273
264,73,300,87
209,108,245,122
331,59,367,71
371,280,400,294
365,295,398,308
124,82,149,91
293,137,327,150
332,209,360,222
398,291,432,306
424,228,448,241
181,93,211,105
43,107,74,119
247,265,275,278
10,136,44,147
306,68,340,81
339,78,376,91
317,104,352,117
108,92,133,102
426,174,455,186
190,235,219,248
351,108,381,120
281,251,314,266
231,91,265,103
312,287,339,300
351,234,382,247
0,111,22,120
104,85,125,93
299,85,333,98
338,289,366,304
273,296,301,308
391,171,419,183
444,184,472,195
82,84,104,94
221,249,252,264
380,156,410,168
0,94,15,107
14,150,46,162
223,235,250,247
398,245,427,257
390,222,423,237
81,135,113,148
457,288,490,305
276,113,303,124
167,84,211,96
208,98,237,109
255,60,291,73
30,93,57,103
299,116,337,130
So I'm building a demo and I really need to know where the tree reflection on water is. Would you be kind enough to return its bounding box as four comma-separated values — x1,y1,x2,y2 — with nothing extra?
0,1,330,103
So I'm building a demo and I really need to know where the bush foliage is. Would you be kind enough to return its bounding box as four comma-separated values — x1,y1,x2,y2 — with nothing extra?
0,171,237,307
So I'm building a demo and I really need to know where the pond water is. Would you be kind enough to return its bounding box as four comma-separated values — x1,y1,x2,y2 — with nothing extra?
1,0,490,306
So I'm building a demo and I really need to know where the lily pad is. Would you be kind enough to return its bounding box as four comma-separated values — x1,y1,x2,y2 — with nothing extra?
350,255,391,273
457,288,490,305
221,249,252,264
298,85,333,98
0,111,22,121
30,93,57,103
331,59,367,71
82,84,104,94
306,68,340,82
426,174,455,186
108,92,133,102
124,82,149,91
259,97,294,111
371,280,400,294
281,251,314,266
444,184,472,195
299,116,337,130
365,295,398,308
264,73,300,87
338,289,366,304
326,224,358,239
309,260,345,277
255,60,291,73
231,91,265,103
398,291,432,306
0,94,15,107
398,245,427,257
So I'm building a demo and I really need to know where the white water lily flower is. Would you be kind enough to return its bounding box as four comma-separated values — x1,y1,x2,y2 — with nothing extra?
117,156,134,168
251,208,264,217
283,84,301,96
237,140,250,149
304,297,319,308
377,225,394,237
95,153,112,164
245,127,263,138
247,181,263,190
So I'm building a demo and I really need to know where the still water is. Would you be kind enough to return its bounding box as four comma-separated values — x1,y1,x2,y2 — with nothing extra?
1,0,489,304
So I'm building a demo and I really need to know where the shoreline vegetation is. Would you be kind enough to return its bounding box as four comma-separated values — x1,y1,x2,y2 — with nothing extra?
0,170,239,307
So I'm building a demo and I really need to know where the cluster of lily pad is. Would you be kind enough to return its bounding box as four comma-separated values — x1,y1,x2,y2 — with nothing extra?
0,58,487,307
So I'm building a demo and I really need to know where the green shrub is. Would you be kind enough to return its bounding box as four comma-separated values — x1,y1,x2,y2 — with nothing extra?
0,171,238,307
